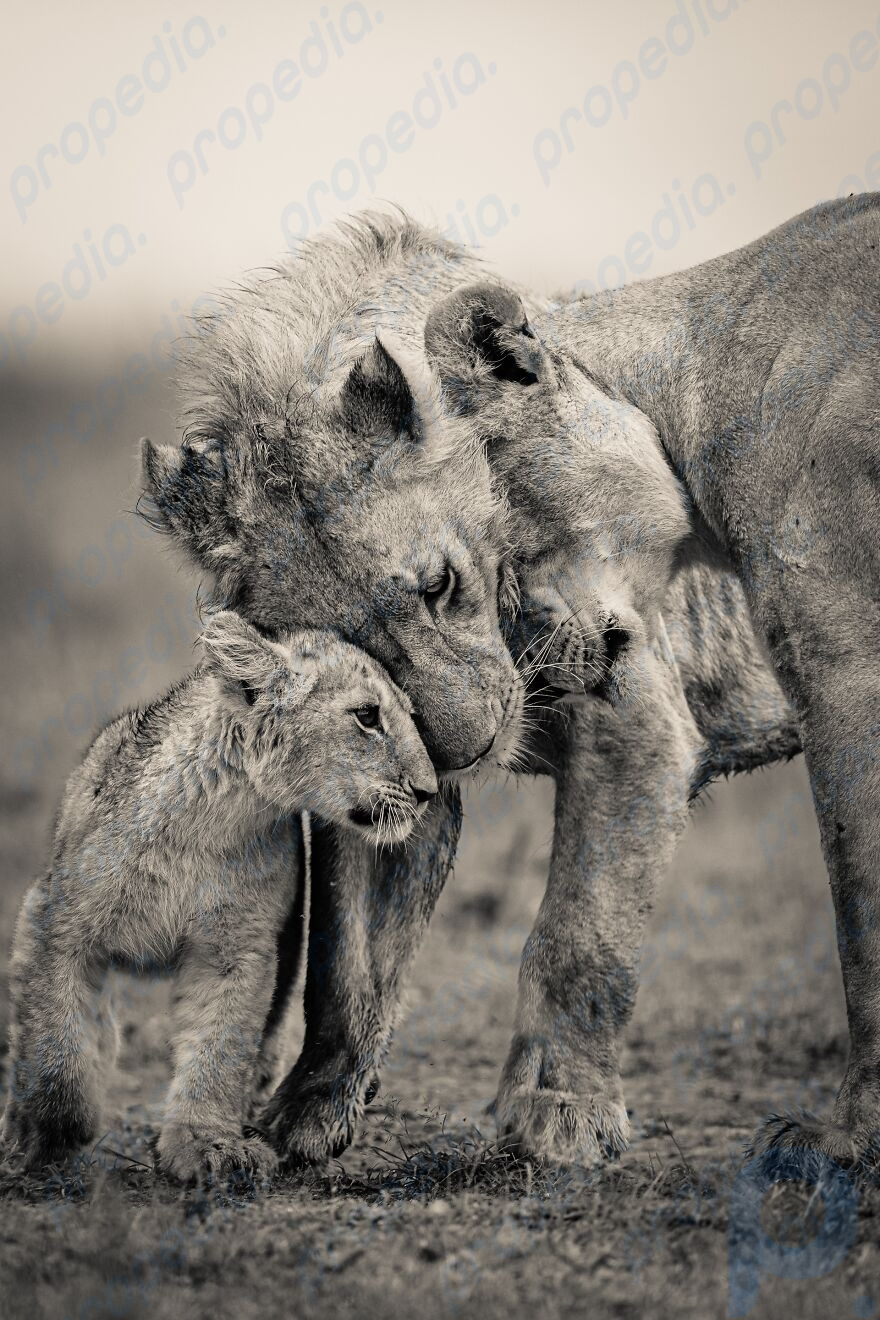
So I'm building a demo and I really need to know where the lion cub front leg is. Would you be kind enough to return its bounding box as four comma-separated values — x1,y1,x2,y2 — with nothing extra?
3,883,117,1169
496,648,700,1163
158,892,285,1184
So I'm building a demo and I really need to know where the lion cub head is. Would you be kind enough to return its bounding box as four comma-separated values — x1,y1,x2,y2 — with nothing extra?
201,610,438,844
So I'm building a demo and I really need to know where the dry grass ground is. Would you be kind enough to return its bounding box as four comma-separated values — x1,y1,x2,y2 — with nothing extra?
2,370,880,1319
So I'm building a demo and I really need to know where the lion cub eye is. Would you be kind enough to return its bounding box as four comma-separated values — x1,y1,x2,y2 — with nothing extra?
423,566,456,615
353,704,382,733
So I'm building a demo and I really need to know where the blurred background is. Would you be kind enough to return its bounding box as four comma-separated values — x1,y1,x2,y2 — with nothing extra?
1,0,875,1231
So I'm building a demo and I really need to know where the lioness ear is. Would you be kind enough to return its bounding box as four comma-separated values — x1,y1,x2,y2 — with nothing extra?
424,282,544,401
140,436,236,567
200,610,278,698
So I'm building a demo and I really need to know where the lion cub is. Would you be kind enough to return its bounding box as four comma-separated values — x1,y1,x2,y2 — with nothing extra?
2,610,436,1180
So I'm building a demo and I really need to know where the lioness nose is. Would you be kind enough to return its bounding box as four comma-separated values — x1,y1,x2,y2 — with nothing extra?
410,781,437,804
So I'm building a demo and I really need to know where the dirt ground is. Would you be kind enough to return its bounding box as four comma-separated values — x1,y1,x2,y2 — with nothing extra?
3,375,880,1319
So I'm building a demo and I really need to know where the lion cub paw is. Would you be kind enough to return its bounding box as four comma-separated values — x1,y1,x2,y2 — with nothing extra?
157,1125,279,1184
1,1102,97,1172
494,1088,631,1165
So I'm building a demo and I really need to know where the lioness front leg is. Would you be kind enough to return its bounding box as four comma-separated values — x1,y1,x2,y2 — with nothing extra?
248,821,308,1114
158,896,288,1183
496,649,700,1163
259,791,460,1164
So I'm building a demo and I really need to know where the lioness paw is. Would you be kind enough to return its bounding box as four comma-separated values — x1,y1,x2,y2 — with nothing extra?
748,1111,880,1170
157,1125,278,1184
494,1088,631,1165
258,1060,368,1165
259,1093,355,1165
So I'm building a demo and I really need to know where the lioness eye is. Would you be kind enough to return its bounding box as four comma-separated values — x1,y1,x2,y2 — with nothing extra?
353,704,382,732
423,566,456,614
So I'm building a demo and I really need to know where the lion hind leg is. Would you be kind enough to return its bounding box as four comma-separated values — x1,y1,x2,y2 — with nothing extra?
770,650,880,1164
746,1111,871,1169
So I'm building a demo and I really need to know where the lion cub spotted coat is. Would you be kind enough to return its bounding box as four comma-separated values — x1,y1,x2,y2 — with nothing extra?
2,611,436,1179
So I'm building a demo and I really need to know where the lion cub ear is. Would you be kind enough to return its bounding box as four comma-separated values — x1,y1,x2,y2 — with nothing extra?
424,282,545,407
200,610,279,698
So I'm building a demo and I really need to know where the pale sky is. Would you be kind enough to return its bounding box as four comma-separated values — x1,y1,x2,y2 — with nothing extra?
4,0,880,380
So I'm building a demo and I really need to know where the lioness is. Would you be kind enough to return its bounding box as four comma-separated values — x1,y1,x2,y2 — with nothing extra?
141,213,799,1164
420,193,880,1162
2,610,436,1178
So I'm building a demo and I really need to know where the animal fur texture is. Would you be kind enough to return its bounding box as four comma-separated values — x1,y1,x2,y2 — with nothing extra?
2,610,437,1177
138,210,803,1165
423,193,880,1162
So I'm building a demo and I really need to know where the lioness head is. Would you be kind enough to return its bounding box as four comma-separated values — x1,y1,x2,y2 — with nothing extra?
141,217,525,775
201,610,438,844
423,279,694,701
